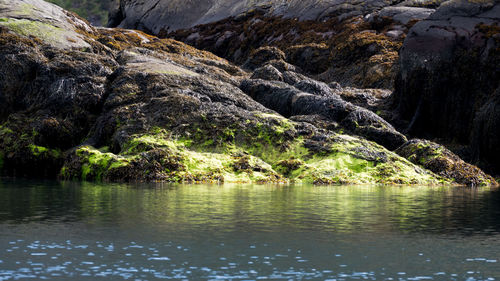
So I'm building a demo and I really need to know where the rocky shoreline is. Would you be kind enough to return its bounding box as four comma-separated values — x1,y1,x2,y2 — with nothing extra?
0,0,498,186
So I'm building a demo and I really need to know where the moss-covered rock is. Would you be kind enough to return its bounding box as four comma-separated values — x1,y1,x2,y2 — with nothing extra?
61,146,132,181
61,126,443,185
396,139,497,186
0,117,64,178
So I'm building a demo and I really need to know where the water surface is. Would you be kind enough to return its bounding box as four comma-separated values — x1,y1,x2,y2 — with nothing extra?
0,179,499,280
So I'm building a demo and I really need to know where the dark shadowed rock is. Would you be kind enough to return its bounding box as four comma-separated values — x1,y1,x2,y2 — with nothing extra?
341,109,407,150
285,43,331,74
392,0,500,175
282,71,310,86
294,79,337,97
265,59,299,73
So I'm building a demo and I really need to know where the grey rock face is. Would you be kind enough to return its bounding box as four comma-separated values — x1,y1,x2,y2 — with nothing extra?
0,0,92,49
111,0,407,32
393,0,500,174
373,6,435,24
109,0,444,90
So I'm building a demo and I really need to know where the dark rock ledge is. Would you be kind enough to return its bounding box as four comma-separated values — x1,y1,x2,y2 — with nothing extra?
0,0,496,186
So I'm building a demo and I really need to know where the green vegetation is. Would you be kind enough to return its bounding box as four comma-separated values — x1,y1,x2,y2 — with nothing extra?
121,131,283,184
63,124,445,185
74,146,131,181
404,141,444,165
29,144,49,157
0,151,4,171
46,0,112,26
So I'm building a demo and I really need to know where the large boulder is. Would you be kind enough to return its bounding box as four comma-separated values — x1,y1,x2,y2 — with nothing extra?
392,0,500,175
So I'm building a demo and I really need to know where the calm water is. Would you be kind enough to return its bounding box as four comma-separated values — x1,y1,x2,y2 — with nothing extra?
0,179,500,280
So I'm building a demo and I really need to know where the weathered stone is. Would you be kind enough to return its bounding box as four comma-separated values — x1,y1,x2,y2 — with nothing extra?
110,0,411,33
0,0,92,49
373,6,435,25
243,46,286,70
159,0,418,88
250,65,283,81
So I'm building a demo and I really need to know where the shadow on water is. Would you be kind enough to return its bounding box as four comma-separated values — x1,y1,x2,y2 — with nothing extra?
1,178,500,236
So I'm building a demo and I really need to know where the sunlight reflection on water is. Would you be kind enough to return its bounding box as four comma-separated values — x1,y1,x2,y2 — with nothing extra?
0,180,499,280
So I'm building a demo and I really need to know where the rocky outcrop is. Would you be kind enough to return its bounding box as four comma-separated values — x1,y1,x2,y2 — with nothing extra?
0,0,495,186
392,0,500,175
109,0,446,89
110,0,403,33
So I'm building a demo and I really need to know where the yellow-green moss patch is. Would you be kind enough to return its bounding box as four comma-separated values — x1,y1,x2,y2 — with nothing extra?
0,18,64,42
75,146,132,181
121,132,283,184
116,127,444,185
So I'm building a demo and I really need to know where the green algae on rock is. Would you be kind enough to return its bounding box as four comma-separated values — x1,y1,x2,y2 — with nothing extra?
62,146,132,181
0,119,64,178
396,139,497,186
61,127,444,185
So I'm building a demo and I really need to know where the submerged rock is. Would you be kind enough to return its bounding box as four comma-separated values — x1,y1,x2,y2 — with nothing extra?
0,0,494,186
